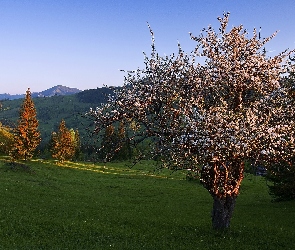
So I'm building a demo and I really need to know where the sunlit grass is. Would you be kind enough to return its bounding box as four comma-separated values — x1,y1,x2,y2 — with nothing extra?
0,157,295,249
43,159,188,180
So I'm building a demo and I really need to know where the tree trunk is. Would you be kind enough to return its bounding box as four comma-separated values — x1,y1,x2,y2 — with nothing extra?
211,195,237,230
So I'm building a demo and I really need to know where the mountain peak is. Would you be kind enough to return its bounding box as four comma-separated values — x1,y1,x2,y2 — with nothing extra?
35,85,82,97
0,85,82,100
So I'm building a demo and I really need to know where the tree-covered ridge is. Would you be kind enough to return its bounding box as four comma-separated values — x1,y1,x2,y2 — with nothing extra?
76,86,120,104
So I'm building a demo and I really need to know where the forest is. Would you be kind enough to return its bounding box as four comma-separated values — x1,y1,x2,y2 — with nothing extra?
0,86,119,160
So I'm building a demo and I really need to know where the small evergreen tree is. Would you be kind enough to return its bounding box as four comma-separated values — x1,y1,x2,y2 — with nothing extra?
51,119,75,162
99,122,132,161
11,88,41,160
69,128,81,160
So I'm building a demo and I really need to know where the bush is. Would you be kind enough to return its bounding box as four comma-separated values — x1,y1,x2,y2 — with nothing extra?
267,161,295,201
0,123,14,155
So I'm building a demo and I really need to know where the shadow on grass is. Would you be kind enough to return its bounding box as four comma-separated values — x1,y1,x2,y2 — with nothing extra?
4,160,36,174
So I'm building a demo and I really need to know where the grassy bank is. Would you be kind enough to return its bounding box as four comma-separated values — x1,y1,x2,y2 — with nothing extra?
0,157,294,249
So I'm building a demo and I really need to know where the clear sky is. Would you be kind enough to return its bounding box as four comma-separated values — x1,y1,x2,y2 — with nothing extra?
0,0,294,94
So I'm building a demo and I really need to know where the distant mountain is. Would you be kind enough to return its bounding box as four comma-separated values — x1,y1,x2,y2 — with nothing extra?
0,85,82,100
32,85,82,98
0,93,25,100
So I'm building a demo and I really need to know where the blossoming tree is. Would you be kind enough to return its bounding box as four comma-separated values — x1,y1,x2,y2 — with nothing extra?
88,13,295,229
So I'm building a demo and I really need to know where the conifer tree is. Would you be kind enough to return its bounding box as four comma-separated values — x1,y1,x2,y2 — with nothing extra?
51,119,75,162
99,122,132,161
11,88,41,160
69,128,81,160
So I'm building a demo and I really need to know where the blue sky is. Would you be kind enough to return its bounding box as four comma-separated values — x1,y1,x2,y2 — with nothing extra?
0,0,294,94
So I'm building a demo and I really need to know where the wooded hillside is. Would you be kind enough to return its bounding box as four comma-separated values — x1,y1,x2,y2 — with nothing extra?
0,87,116,155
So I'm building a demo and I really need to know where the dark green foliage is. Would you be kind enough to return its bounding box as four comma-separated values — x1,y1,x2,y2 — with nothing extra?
76,87,117,104
267,161,295,201
266,61,295,201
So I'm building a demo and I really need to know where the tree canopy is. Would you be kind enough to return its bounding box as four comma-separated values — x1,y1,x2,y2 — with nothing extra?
88,13,295,229
51,119,80,162
0,123,14,154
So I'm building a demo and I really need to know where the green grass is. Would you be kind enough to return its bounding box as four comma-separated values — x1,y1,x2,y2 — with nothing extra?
0,157,295,249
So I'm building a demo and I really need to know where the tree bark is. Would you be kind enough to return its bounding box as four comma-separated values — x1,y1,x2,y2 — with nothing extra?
211,195,237,230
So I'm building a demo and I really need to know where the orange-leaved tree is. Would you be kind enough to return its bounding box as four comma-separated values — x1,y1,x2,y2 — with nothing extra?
0,123,14,155
98,122,132,161
51,119,77,162
11,88,41,160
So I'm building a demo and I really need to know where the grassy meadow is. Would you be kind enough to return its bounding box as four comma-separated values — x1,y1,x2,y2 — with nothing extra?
0,156,295,249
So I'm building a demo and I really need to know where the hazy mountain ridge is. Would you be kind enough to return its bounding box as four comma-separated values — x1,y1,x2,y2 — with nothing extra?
0,85,82,100
0,93,24,100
